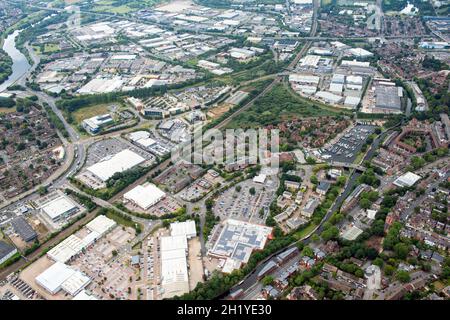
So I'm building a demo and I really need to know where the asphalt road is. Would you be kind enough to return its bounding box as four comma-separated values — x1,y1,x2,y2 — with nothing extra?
223,127,393,298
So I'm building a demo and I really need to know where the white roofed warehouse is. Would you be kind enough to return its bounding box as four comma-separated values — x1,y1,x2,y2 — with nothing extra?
38,191,81,223
123,182,166,210
170,220,197,239
393,172,421,188
159,220,197,299
86,149,145,182
86,215,117,236
35,262,91,296
160,235,189,299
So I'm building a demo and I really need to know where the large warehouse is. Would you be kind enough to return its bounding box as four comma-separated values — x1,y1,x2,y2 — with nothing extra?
160,220,197,299
87,149,145,182
207,219,273,273
47,215,116,263
393,172,421,188
160,235,189,299
38,191,80,223
0,241,17,265
35,261,91,296
170,220,197,239
86,214,117,236
123,183,165,210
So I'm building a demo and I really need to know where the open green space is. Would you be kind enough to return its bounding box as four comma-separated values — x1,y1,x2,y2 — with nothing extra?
93,5,134,14
91,0,162,14
226,83,349,129
71,103,112,123
293,223,317,240
0,107,17,114
44,43,60,53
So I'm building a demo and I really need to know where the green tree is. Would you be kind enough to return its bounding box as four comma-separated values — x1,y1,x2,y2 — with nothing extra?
384,264,396,276
394,243,409,260
261,275,274,286
360,198,372,210
311,234,320,243
396,270,411,283
302,246,314,258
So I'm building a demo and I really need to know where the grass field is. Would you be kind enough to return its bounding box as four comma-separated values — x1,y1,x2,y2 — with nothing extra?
0,107,16,114
226,82,345,129
93,5,134,14
44,43,60,53
95,0,115,5
293,223,317,240
104,210,140,230
72,103,111,123
91,0,161,14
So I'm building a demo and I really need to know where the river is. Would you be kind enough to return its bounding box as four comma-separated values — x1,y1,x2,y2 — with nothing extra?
0,29,31,92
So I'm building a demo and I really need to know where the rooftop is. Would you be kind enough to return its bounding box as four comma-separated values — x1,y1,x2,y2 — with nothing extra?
123,183,166,210
87,149,146,182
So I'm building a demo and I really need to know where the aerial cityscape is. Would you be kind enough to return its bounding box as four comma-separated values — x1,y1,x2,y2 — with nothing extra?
0,0,449,304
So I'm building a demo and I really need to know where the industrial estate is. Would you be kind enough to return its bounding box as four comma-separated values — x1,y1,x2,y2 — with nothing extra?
0,0,449,303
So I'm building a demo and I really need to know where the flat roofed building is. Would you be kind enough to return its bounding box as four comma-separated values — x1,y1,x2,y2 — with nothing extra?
300,55,321,67
161,235,187,252
329,83,343,94
301,198,320,218
344,96,361,108
136,137,157,149
47,234,84,263
375,85,402,111
341,225,363,241
86,215,116,236
123,183,165,210
36,262,75,294
11,216,37,242
87,149,145,182
160,235,189,299
35,261,91,296
129,130,150,142
170,220,196,239
341,60,371,68
315,91,343,104
0,241,17,265
331,74,346,84
346,75,363,85
60,271,91,296
208,219,272,273
72,289,98,300
348,48,373,58
40,194,79,223
253,174,267,184
289,74,320,85
82,114,113,135
393,172,421,188
229,47,256,60
317,181,331,195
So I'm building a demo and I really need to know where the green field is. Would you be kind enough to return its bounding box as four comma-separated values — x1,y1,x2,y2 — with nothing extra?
293,223,317,240
93,5,134,14
71,103,112,123
92,0,162,14
0,107,16,114
44,43,60,53
226,83,347,129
